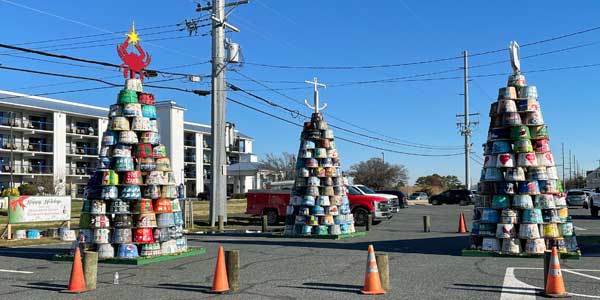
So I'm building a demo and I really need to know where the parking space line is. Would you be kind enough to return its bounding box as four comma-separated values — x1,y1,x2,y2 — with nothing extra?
505,267,600,299
500,267,538,300
575,226,587,231
0,269,33,274
563,270,600,281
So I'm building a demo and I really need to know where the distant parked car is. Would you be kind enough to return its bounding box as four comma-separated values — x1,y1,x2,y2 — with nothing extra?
409,192,428,200
429,189,474,205
376,190,408,211
352,185,399,215
566,190,588,207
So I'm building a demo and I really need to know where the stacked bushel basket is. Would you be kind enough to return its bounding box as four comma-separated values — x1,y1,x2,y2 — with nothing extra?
283,112,356,236
472,72,580,256
78,78,187,259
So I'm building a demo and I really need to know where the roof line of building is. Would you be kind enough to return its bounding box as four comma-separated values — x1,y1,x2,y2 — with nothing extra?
0,89,110,112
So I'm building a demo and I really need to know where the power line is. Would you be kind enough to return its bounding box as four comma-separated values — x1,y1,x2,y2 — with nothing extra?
0,76,191,102
232,70,466,150
13,23,182,46
0,42,208,78
228,82,465,151
226,97,464,157
0,65,210,95
0,0,208,61
242,24,600,70
0,28,192,54
12,18,211,47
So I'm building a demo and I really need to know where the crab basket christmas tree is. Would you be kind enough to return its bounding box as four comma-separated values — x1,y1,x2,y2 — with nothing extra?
468,41,580,257
282,78,357,237
77,24,188,259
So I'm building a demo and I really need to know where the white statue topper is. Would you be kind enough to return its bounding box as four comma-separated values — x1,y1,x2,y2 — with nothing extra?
304,77,327,113
509,41,521,75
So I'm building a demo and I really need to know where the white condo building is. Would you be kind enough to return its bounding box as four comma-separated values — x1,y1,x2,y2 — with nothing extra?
0,90,262,198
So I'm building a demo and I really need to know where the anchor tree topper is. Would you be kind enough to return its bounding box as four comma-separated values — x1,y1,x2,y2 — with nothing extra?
304,77,327,113
117,23,152,81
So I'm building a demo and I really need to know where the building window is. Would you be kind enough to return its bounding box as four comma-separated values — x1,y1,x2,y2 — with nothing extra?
29,137,50,152
237,139,245,153
29,116,48,130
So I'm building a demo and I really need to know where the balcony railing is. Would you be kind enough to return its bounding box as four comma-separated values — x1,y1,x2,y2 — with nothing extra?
68,167,96,176
67,125,98,136
1,142,53,152
184,171,196,178
184,139,196,147
29,120,53,130
0,116,53,130
0,165,53,174
68,146,98,156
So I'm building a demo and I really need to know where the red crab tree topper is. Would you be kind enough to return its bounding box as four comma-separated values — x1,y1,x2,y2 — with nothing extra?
117,23,152,81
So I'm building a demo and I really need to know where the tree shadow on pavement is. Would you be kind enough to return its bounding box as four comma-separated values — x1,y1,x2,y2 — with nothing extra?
192,235,469,256
13,282,66,291
0,247,67,260
278,282,363,293
150,283,212,293
578,235,600,257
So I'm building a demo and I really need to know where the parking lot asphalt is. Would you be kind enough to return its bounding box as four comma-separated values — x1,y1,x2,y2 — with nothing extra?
0,204,598,300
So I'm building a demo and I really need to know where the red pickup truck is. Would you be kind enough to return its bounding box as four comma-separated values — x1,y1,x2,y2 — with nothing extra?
246,181,391,226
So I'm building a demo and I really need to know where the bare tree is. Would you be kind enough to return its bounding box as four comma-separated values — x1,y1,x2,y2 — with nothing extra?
348,158,408,190
260,152,297,180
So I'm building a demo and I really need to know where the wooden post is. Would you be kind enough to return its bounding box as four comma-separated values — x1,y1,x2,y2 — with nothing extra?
83,251,98,290
225,250,240,291
218,215,224,232
366,214,373,231
261,215,268,232
376,254,389,292
7,223,11,240
423,216,431,232
66,220,71,229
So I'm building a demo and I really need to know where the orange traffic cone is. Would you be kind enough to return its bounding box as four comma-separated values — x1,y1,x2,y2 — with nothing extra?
61,247,87,293
544,246,568,298
211,246,230,293
458,212,468,233
360,244,385,295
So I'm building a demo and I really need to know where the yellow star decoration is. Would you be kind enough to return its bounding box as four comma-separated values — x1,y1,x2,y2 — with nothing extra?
126,22,140,44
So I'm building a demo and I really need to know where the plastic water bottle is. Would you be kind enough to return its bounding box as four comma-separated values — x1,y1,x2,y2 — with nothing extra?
113,272,119,285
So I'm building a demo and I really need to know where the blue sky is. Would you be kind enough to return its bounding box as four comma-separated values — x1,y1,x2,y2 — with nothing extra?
1,0,599,185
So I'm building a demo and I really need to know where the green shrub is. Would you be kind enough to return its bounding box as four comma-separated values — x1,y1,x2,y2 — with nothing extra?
19,184,38,195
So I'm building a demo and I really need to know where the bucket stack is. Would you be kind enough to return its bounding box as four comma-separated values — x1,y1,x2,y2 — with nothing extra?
471,41,579,256
283,79,355,236
78,29,187,258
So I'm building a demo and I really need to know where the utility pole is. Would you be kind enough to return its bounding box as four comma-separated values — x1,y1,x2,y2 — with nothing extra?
381,152,385,164
456,50,479,190
569,150,572,182
561,143,565,188
576,159,579,188
198,0,247,226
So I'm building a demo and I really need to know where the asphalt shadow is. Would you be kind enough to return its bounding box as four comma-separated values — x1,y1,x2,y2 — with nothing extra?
0,247,67,260
13,282,66,291
151,283,212,293
194,235,469,256
578,235,600,257
278,282,362,293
